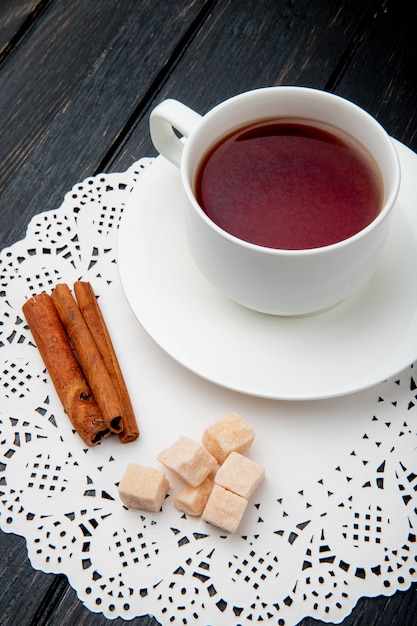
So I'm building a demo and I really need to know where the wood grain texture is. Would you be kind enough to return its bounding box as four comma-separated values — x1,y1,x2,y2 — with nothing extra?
111,0,417,174
333,0,417,148
0,0,210,250
1,0,417,624
113,0,381,168
0,530,57,624
0,0,45,58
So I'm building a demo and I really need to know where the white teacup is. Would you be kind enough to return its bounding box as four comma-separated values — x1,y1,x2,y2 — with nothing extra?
149,87,400,315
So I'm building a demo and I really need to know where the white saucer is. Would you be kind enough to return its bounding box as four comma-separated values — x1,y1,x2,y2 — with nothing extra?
118,140,417,400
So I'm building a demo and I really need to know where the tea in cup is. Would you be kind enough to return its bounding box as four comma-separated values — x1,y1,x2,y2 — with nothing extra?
150,87,400,315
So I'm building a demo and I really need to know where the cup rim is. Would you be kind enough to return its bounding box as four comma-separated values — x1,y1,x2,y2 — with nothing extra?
182,86,401,256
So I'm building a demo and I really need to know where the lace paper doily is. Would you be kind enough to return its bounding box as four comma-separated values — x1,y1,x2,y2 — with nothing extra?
0,158,416,626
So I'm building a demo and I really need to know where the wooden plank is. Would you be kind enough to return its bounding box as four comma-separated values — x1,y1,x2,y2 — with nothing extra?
0,0,42,58
0,530,57,624
0,0,211,251
111,0,384,170
334,0,417,148
112,0,417,173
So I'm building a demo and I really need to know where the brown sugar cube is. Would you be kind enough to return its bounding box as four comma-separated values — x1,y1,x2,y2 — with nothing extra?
202,484,248,533
202,412,255,464
157,435,217,487
173,477,213,516
215,451,265,499
118,463,169,512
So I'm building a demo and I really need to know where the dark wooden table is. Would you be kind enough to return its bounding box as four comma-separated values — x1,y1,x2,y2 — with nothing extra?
1,1,416,624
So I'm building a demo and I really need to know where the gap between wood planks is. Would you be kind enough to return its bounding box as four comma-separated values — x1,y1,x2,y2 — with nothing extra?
0,0,53,67
324,0,387,92
94,0,220,175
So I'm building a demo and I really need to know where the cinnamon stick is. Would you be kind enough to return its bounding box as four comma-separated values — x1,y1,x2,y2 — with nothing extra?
22,293,111,446
74,281,139,443
51,283,123,434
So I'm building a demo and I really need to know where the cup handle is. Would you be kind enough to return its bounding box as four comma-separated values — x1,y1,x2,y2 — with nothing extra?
149,99,202,167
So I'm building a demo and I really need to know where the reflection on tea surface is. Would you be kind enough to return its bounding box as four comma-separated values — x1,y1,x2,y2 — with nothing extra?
196,119,383,249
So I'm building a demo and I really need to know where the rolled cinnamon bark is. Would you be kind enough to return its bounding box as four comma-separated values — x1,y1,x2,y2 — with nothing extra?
74,281,139,443
22,293,110,446
51,283,123,434
74,281,140,443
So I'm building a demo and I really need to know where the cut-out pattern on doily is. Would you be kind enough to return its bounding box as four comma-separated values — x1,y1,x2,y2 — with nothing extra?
0,158,416,626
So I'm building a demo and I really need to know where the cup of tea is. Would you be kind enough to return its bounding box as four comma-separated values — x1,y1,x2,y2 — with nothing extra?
149,86,400,315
